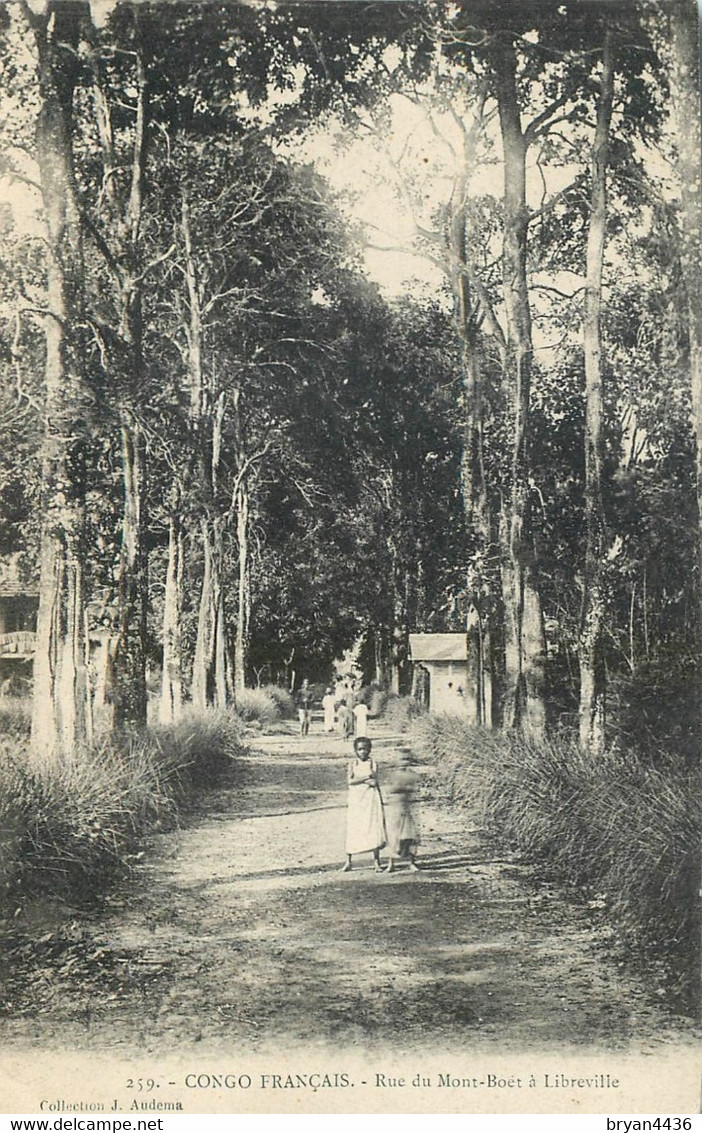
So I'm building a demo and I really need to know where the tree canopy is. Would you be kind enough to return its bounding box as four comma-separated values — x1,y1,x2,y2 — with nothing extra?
0,0,698,762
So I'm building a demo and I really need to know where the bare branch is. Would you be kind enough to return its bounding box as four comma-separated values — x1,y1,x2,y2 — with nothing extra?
528,174,585,223
306,28,332,83
81,208,123,281
10,309,42,414
5,167,43,195
531,282,585,301
524,92,571,144
134,242,176,283
126,19,147,250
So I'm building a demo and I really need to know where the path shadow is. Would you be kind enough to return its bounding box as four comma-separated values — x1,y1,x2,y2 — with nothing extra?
169,872,622,1052
200,802,345,823
4,730,685,1058
417,850,518,871
208,757,345,818
206,860,345,886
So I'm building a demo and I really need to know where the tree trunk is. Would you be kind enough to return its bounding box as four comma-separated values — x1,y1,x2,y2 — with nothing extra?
389,627,404,696
159,512,184,725
110,410,148,729
465,603,482,723
192,516,228,711
94,31,149,732
481,615,494,727
578,30,615,755
460,341,502,726
233,480,250,695
668,0,702,1009
192,517,213,712
373,630,388,687
182,196,205,422
182,198,231,711
213,553,228,709
670,0,702,702
449,157,502,731
492,38,547,733
499,502,523,727
388,535,410,696
183,194,211,711
523,567,547,734
231,388,250,698
29,2,91,762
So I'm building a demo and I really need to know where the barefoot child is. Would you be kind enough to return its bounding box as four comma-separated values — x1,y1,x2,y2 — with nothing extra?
341,736,386,872
385,747,421,873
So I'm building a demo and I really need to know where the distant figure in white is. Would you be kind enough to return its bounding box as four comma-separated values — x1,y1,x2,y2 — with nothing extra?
322,687,336,732
353,699,368,737
341,737,386,873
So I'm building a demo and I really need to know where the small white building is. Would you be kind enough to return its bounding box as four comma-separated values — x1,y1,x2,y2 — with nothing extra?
408,633,470,715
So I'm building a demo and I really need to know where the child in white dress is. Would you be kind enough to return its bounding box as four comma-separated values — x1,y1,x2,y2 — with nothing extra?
341,737,386,872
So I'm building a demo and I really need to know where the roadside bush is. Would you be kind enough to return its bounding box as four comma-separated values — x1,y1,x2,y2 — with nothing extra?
367,685,388,717
233,687,281,727
0,695,32,737
382,694,426,732
152,709,247,790
261,684,295,718
0,739,27,893
409,715,699,1009
0,709,247,908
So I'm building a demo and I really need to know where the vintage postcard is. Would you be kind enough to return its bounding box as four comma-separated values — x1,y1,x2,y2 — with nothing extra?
0,0,700,1117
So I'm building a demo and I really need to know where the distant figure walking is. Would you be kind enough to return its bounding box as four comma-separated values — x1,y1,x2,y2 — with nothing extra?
341,736,386,873
322,687,336,732
296,679,314,736
337,699,354,741
385,748,421,873
353,699,368,737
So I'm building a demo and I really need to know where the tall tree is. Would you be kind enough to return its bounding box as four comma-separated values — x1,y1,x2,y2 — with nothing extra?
668,0,702,720
20,0,92,759
83,6,152,729
579,27,616,754
488,34,547,732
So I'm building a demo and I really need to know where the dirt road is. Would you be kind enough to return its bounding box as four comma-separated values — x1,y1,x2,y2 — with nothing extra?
0,727,697,1059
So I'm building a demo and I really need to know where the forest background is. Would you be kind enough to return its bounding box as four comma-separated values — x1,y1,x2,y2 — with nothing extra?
0,0,700,1012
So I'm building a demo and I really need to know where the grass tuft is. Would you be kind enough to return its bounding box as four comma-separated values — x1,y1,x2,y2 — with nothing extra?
0,708,247,908
382,694,426,731
0,695,32,738
260,684,295,719
233,687,282,727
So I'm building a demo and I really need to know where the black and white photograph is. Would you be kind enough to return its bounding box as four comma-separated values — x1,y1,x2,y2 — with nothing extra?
0,0,700,1116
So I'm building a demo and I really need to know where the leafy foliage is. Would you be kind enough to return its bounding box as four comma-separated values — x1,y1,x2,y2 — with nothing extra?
0,2,697,975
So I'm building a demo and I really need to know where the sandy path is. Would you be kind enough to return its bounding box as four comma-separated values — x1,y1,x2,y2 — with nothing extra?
0,726,697,1059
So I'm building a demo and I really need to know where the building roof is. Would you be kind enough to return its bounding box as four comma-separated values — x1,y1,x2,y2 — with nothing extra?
408,633,467,662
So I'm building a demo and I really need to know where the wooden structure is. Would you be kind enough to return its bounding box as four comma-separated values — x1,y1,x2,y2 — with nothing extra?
0,555,38,684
